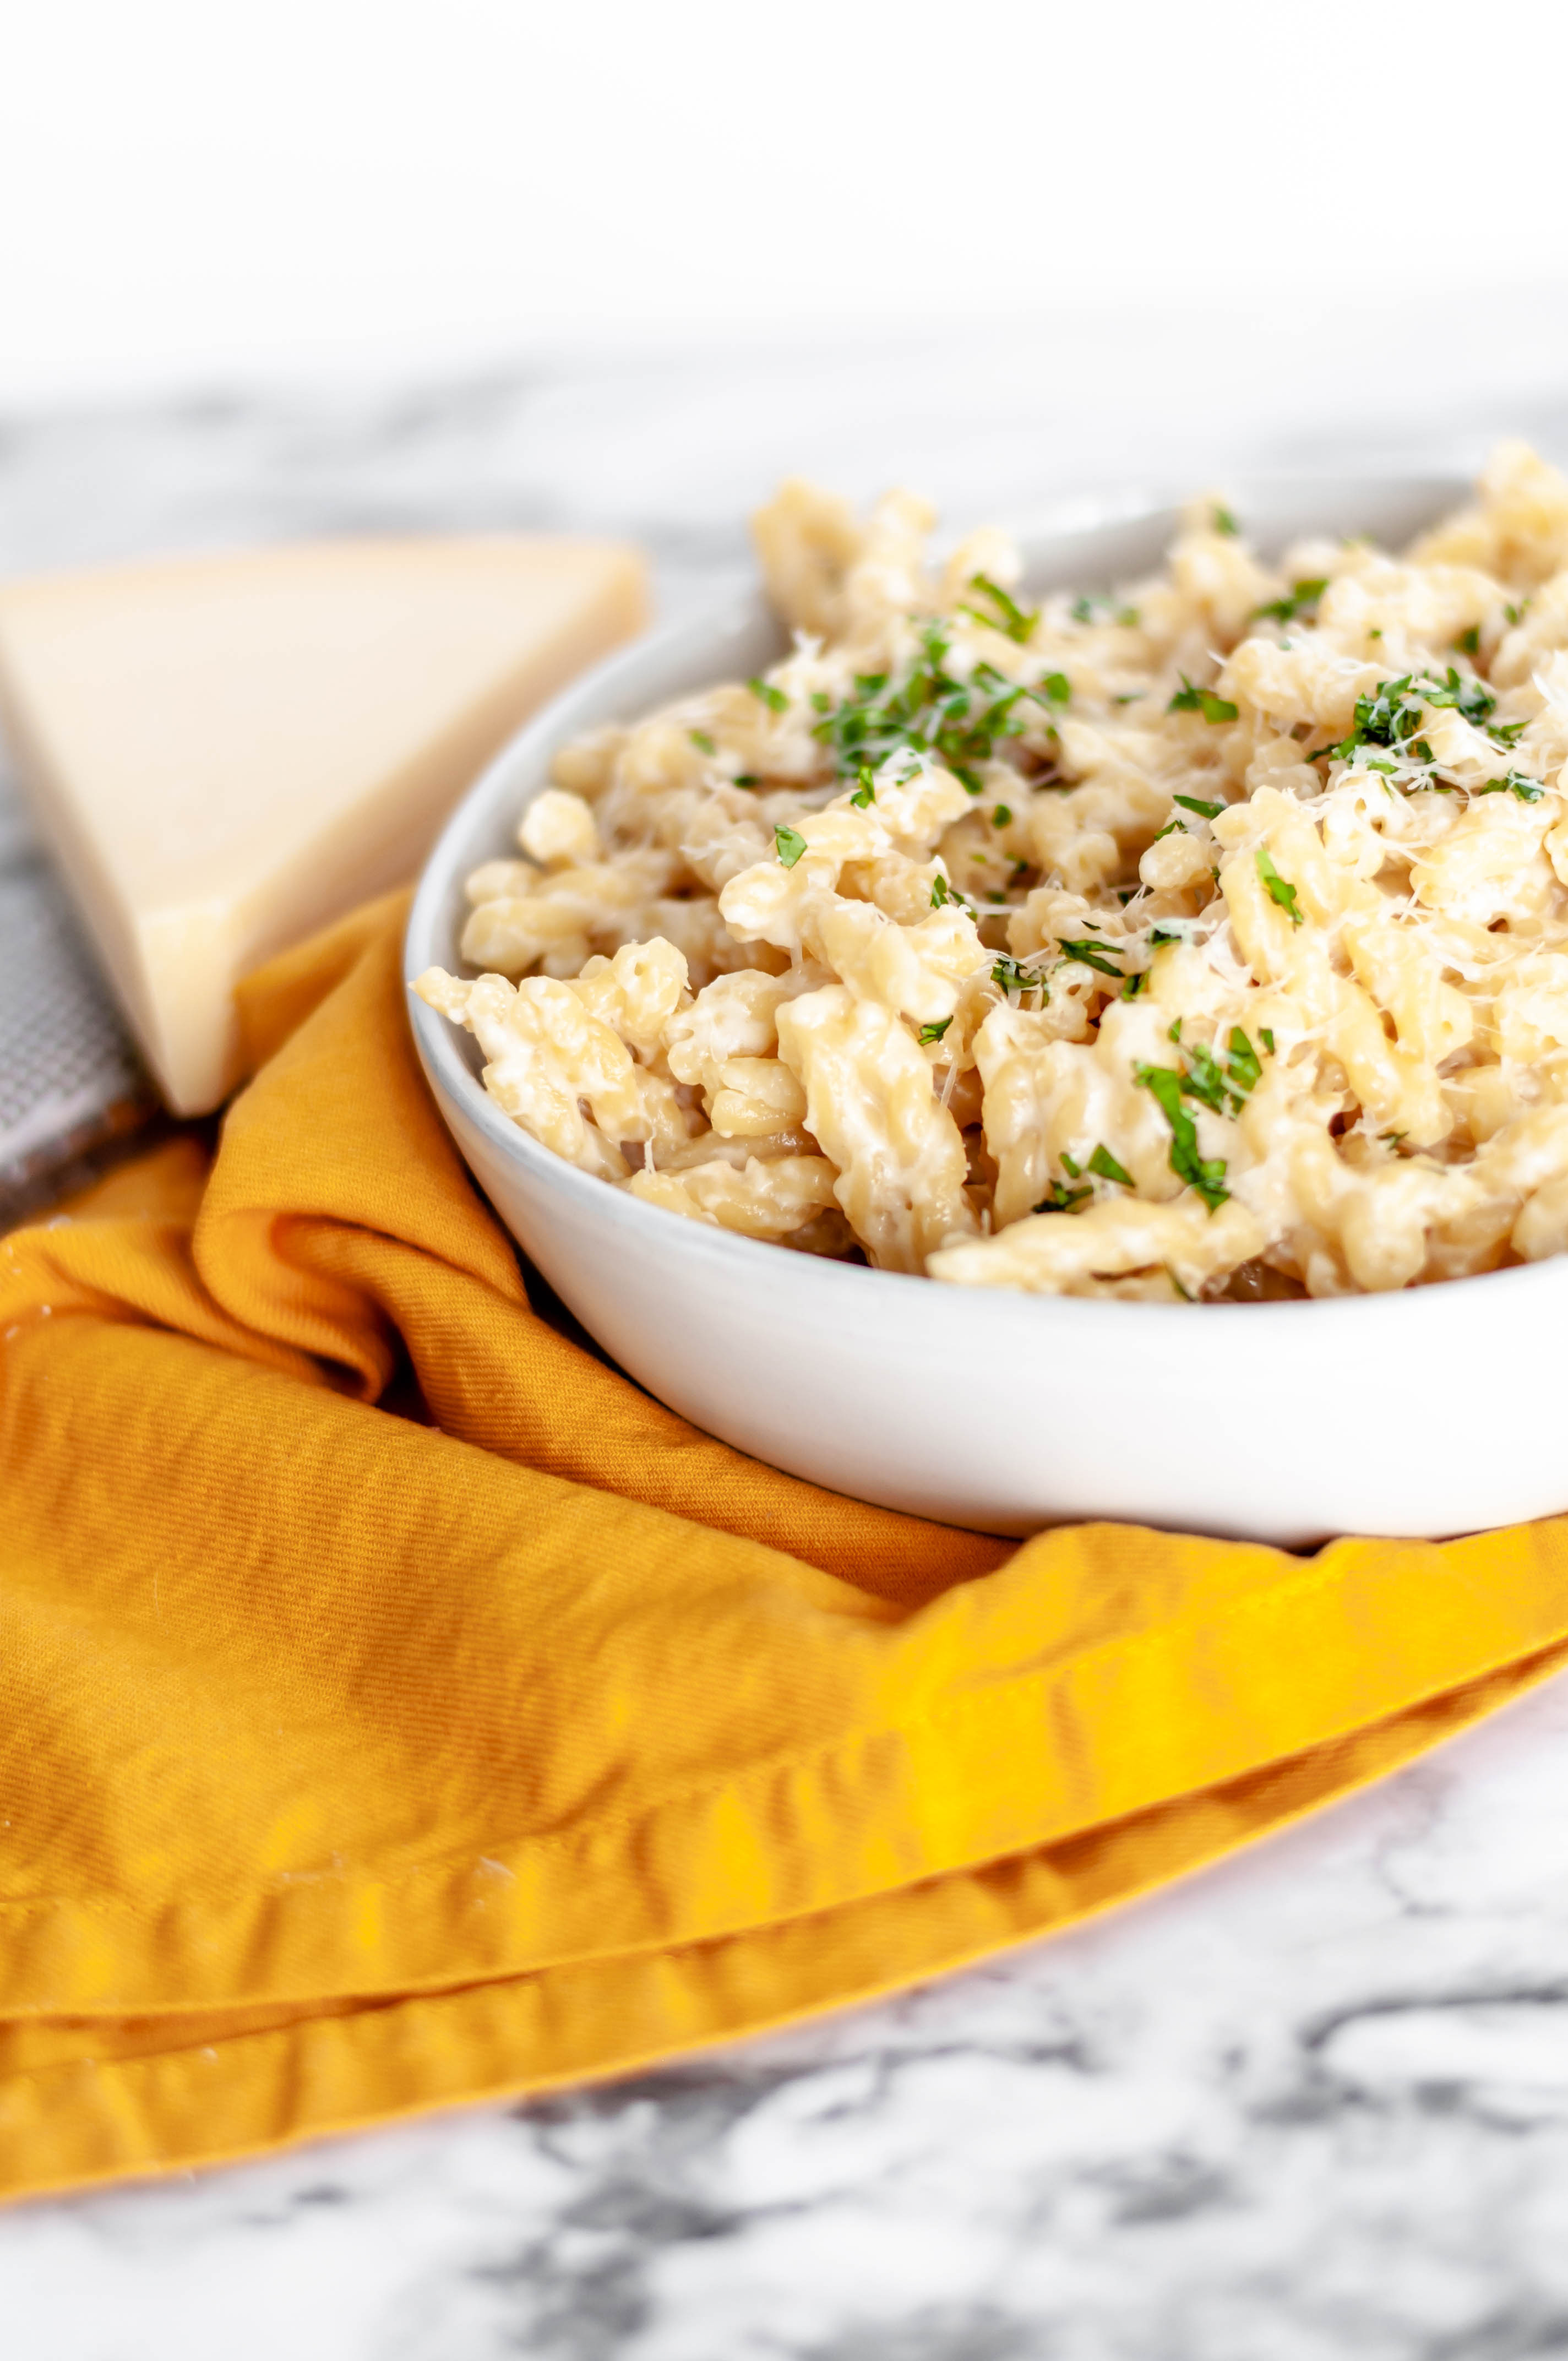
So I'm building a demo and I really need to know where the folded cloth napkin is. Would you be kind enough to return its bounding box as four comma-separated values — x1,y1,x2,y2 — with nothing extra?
3,890,1568,2203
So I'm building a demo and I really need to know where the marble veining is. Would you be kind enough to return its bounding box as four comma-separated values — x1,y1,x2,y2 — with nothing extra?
4,346,1568,2358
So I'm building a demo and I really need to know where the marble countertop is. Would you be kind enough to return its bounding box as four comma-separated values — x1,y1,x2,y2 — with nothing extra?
6,338,1568,2358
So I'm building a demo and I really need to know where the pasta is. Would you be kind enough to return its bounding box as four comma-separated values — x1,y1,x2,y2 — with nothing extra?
416,442,1568,1302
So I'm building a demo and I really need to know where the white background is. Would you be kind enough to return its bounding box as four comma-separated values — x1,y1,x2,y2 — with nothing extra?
3,0,1567,408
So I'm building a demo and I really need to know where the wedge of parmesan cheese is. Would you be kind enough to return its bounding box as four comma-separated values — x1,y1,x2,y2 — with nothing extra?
0,536,647,1113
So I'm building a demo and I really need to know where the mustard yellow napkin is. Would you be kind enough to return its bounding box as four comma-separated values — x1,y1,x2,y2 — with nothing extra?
2,889,1566,2204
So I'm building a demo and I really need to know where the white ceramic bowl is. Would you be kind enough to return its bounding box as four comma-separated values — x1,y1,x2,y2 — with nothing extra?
407,475,1568,1547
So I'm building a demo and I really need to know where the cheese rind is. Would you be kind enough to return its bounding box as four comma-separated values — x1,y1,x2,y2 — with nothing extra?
0,536,648,1113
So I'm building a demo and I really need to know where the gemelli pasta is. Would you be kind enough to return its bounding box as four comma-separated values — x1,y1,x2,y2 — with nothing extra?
416,443,1568,1302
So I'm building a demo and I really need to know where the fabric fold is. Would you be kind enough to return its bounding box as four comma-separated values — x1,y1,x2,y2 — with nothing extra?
2,889,1566,2204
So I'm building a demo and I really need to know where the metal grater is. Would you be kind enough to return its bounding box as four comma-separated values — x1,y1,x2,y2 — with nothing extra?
0,748,154,1224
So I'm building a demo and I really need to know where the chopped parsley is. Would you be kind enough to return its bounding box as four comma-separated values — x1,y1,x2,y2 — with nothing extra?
991,955,1048,999
1254,577,1328,625
1173,793,1225,820
812,624,1049,793
1087,1144,1133,1186
1036,1179,1092,1214
929,872,965,910
1310,669,1521,766
1476,769,1545,803
917,1016,953,1046
1226,1027,1262,1096
992,803,1013,828
1183,1043,1229,1114
1255,848,1303,926
1212,504,1239,537
1038,671,1071,706
1455,624,1481,656
688,729,717,755
1171,1029,1262,1119
961,573,1039,645
774,823,808,868
1122,969,1149,999
1135,1064,1229,1210
1168,673,1239,725
1505,600,1528,627
1070,594,1141,627
1260,1027,1275,1054
849,768,876,809
748,676,789,715
1419,665,1496,723
1058,937,1125,977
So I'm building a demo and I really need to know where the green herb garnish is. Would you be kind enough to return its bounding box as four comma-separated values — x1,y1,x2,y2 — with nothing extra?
1135,1064,1230,1210
1419,665,1496,725
962,572,1039,645
1036,1180,1092,1214
1173,793,1226,820
1038,671,1071,706
1455,624,1481,656
774,824,808,868
992,803,1013,828
1180,1042,1230,1116
1070,594,1141,627
1476,769,1545,803
1310,668,1520,766
749,676,789,715
850,768,876,808
1256,848,1303,926
1087,1144,1133,1187
1168,673,1239,725
1254,578,1328,625
1058,938,1124,977
917,1017,953,1046
1212,504,1239,537
812,623,1045,789
929,872,963,910
1260,1027,1275,1054
1167,1029,1261,1120
688,729,717,755
1226,1027,1262,1095
991,955,1048,998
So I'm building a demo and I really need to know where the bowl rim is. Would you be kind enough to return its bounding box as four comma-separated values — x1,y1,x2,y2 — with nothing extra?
405,467,1559,1329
